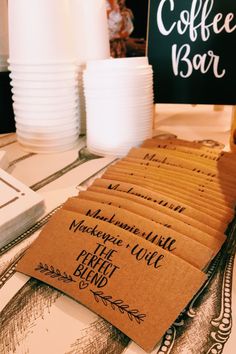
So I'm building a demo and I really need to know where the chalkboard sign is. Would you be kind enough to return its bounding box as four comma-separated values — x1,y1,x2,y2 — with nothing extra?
147,0,236,104
0,72,15,134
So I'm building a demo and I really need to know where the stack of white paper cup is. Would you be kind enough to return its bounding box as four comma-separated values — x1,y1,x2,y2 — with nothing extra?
70,0,110,135
83,57,154,157
8,0,80,153
0,0,9,72
70,0,110,64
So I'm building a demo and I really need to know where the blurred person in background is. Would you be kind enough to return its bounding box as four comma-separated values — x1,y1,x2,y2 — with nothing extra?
106,0,148,57
106,0,134,57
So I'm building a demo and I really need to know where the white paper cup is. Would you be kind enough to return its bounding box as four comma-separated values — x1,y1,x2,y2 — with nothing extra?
9,71,78,81
86,104,153,121
17,134,79,145
12,94,79,105
10,79,78,89
86,111,153,128
16,126,79,139
88,124,153,143
12,86,79,97
85,100,154,112
84,81,153,92
17,138,79,153
8,0,75,62
13,101,79,112
16,129,79,146
84,68,153,79
8,63,77,73
83,75,153,89
87,136,151,158
84,69,153,79
87,135,151,157
85,94,154,103
70,0,110,65
83,57,154,157
15,118,79,130
86,57,149,70
16,122,79,133
88,124,152,143
14,108,79,120
85,93,154,100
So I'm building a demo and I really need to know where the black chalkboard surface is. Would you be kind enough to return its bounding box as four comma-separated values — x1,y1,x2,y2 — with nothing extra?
0,72,15,134
147,0,236,104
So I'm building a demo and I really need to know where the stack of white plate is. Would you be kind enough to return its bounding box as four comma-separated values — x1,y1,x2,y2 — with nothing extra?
8,0,80,153
83,57,154,157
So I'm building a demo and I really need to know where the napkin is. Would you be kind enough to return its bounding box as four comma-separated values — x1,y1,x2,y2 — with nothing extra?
0,168,45,248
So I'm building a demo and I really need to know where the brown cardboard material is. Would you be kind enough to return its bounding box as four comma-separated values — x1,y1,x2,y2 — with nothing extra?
128,147,236,185
102,170,230,228
62,197,213,270
142,138,223,154
80,189,225,255
105,162,235,210
102,169,232,220
141,138,236,162
17,209,207,352
121,157,236,199
114,162,235,216
108,160,235,216
140,142,236,171
91,178,226,241
126,150,236,192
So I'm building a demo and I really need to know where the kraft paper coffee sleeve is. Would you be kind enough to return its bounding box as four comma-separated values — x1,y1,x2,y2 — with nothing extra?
80,188,225,255
63,197,213,270
102,169,231,228
91,178,226,241
127,148,236,189
17,209,207,352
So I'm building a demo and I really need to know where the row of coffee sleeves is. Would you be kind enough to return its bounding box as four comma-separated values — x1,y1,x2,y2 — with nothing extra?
19,137,235,352
70,137,235,266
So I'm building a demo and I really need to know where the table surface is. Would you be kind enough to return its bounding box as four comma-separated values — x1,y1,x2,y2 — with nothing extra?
0,104,235,354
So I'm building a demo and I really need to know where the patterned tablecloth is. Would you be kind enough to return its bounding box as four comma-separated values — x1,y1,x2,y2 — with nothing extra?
0,104,235,354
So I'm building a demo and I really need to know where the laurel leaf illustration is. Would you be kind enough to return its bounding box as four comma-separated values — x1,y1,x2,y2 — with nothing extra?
118,307,125,314
130,309,139,314
90,290,146,324
120,304,129,310
113,299,123,305
111,303,116,310
138,314,146,319
35,263,75,283
128,312,134,321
